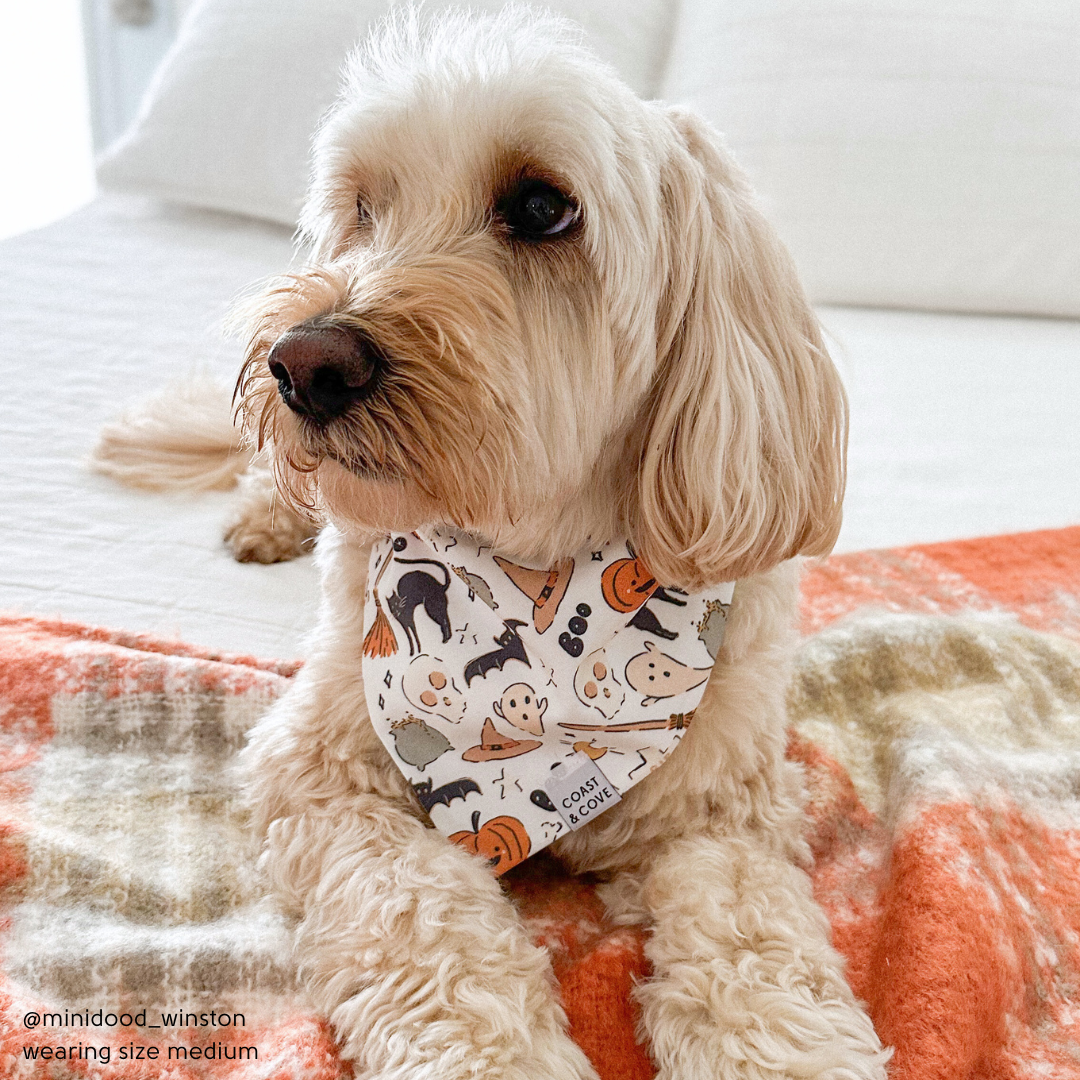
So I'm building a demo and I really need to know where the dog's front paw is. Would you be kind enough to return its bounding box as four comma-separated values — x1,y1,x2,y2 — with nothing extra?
331,991,600,1080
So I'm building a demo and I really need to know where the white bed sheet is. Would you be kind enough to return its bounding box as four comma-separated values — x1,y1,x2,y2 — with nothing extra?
1,197,1078,659
825,306,1080,555
0,196,320,658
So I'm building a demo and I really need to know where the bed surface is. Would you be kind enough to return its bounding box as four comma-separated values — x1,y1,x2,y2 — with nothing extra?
0,197,318,658
2,196,1078,658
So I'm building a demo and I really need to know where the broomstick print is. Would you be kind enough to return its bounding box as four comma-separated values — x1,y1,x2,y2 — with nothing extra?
363,544,400,658
556,711,694,733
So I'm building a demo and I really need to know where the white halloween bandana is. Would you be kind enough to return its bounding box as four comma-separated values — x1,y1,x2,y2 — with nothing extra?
362,528,734,875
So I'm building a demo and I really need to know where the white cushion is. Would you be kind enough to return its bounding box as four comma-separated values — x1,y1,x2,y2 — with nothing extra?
97,0,675,228
662,0,1080,317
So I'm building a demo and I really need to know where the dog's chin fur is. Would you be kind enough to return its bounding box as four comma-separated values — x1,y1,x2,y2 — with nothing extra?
236,9,889,1079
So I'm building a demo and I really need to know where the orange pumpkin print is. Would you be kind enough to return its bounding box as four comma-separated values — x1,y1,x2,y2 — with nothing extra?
449,810,531,874
601,556,658,613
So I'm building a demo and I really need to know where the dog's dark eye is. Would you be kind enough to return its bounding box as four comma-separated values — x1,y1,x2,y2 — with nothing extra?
499,179,578,240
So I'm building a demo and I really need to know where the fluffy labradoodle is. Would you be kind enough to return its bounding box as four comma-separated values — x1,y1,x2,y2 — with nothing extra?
228,10,891,1079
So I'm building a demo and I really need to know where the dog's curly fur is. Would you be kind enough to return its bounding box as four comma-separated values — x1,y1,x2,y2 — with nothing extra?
235,10,890,1078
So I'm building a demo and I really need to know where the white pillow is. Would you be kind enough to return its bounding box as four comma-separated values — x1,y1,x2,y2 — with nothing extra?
662,0,1080,317
97,0,675,229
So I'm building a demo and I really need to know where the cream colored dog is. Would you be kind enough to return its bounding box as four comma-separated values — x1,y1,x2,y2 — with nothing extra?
234,10,889,1079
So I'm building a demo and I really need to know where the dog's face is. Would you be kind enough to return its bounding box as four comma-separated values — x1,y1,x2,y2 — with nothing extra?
237,11,848,588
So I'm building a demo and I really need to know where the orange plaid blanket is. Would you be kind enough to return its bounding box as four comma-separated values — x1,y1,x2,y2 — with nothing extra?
2,526,1079,1079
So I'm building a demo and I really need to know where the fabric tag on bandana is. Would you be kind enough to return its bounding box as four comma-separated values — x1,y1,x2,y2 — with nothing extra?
544,752,621,831
361,527,734,875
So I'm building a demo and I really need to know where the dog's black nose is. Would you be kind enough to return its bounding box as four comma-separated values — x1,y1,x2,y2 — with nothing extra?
268,325,379,421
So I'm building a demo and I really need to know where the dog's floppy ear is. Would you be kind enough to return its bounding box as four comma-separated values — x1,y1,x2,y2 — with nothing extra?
631,107,847,589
